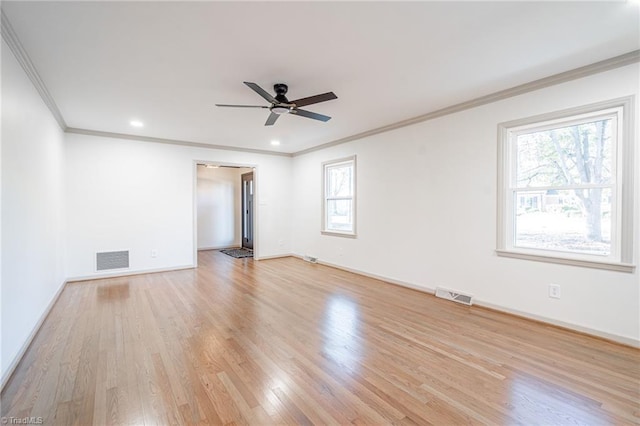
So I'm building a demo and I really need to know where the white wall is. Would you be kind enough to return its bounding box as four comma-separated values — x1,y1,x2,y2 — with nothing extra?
1,35,637,390
197,165,251,249
65,134,292,279
292,63,640,344
1,40,66,380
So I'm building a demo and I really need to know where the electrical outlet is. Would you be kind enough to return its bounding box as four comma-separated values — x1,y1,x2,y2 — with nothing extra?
151,249,158,258
549,284,561,299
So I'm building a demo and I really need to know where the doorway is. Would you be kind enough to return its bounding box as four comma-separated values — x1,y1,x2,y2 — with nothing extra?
241,172,254,250
193,162,256,266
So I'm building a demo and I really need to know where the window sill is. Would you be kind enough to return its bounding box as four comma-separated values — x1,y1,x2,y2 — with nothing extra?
496,250,635,273
321,230,357,239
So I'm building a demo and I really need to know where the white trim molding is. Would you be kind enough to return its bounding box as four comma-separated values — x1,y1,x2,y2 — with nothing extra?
474,299,640,349
1,10,67,130
1,7,640,157
1,279,68,391
255,253,293,261
65,264,195,282
66,128,292,157
197,245,240,251
496,250,635,273
70,50,639,158
496,96,636,272
292,254,639,348
294,50,640,157
321,155,357,237
1,7,637,158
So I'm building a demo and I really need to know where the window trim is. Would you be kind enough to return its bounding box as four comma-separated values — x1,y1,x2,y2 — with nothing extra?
321,155,357,238
496,96,635,272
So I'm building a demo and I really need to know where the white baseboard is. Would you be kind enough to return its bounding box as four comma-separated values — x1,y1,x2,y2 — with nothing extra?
312,257,436,295
1,264,195,391
291,254,639,348
198,245,239,251
6,256,635,396
1,278,68,391
255,253,293,261
66,264,195,282
473,300,640,348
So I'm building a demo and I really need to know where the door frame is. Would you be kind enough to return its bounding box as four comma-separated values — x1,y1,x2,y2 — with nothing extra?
192,160,258,266
241,171,255,250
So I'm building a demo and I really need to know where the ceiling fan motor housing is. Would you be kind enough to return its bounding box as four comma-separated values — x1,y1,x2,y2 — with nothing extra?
274,83,289,104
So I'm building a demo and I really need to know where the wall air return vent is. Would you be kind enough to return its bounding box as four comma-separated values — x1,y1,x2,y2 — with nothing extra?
435,287,474,306
96,250,130,271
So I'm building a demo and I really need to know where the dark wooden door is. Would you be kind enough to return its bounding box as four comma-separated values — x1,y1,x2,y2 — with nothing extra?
241,172,254,249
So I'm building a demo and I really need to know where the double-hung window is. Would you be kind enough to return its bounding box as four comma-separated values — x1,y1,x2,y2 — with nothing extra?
497,97,634,272
322,156,356,236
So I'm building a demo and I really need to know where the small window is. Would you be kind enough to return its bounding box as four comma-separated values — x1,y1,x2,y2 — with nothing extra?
322,156,356,237
497,97,634,272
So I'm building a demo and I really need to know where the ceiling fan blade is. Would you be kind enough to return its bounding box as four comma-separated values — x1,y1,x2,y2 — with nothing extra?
244,82,277,103
265,112,279,126
291,92,338,108
215,104,269,108
292,109,331,122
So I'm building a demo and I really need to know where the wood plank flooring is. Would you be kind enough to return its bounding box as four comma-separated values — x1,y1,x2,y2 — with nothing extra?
2,250,639,425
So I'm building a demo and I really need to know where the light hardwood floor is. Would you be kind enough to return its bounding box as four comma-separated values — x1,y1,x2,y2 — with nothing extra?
2,250,639,425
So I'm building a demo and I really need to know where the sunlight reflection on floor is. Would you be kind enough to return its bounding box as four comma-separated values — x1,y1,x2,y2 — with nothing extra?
509,373,610,424
322,295,362,373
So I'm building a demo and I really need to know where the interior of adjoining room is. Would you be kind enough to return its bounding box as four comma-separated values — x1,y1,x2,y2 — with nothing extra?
195,163,255,254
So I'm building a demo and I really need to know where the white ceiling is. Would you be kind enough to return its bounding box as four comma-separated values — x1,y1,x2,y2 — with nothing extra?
3,1,639,154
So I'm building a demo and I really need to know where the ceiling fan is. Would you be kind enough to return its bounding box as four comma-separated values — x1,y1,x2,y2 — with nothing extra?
216,82,338,126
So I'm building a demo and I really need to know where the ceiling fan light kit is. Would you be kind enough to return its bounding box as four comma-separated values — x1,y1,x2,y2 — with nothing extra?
215,82,338,126
271,105,292,115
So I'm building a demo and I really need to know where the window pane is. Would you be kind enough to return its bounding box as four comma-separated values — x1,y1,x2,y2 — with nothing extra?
327,164,353,197
514,188,612,256
327,199,353,232
516,118,612,187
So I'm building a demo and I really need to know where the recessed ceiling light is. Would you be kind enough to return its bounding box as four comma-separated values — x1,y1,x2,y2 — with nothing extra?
205,164,219,169
271,140,281,146
130,120,144,128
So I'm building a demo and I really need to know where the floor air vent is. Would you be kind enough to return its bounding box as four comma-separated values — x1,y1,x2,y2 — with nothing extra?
96,250,130,271
303,255,318,263
435,287,473,306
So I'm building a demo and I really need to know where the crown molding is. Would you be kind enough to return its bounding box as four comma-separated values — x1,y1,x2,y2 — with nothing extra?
65,128,292,157
293,50,640,157
62,51,640,158
2,5,637,158
1,10,67,130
